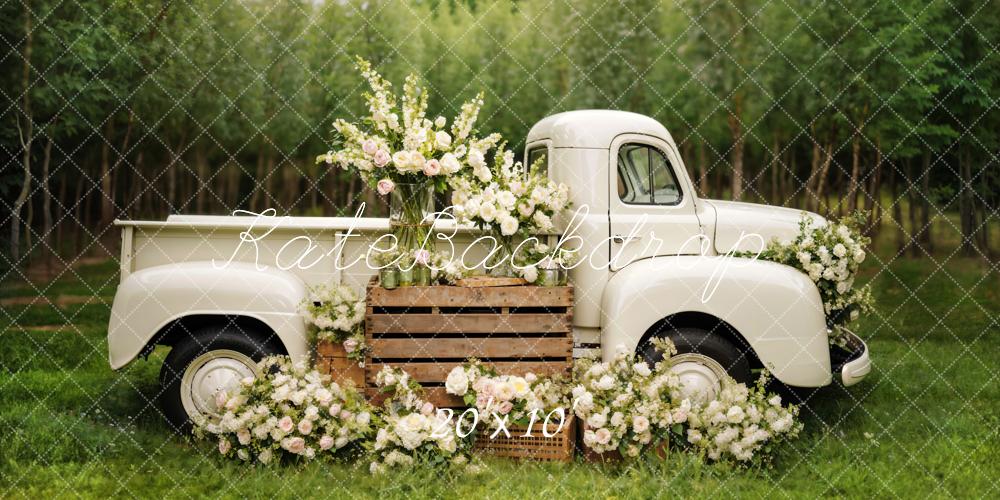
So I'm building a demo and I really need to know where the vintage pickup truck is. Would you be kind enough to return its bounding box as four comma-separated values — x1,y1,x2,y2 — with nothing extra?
109,110,871,428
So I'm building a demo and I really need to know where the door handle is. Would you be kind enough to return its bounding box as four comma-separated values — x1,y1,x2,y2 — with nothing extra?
613,235,642,244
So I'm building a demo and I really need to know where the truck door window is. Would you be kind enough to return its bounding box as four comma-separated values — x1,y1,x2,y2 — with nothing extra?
617,143,681,205
527,146,548,176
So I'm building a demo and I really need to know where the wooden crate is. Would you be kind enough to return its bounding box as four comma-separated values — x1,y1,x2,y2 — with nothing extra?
364,280,574,408
315,341,365,389
473,415,577,462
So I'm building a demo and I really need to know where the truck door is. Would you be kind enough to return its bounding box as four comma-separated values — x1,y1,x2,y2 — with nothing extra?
608,134,703,271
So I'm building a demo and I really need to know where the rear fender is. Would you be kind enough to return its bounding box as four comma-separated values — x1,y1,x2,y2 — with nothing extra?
108,261,309,369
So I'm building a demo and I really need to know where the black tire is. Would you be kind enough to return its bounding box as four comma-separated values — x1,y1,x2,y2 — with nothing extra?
159,325,282,432
639,327,752,384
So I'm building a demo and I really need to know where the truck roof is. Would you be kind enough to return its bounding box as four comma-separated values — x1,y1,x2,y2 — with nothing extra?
526,110,674,149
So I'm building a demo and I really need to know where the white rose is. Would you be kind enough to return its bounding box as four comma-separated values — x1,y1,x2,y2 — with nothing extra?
595,375,615,391
726,405,745,424
522,265,538,283
854,250,866,263
445,367,470,395
833,243,847,258
434,131,452,150
497,190,516,210
468,149,485,169
587,412,607,428
532,211,552,230
479,202,497,222
434,116,446,128
440,152,461,173
499,216,519,236
632,415,650,433
633,362,651,377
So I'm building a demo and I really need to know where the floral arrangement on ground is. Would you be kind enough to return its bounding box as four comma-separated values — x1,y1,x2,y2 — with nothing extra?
194,340,803,471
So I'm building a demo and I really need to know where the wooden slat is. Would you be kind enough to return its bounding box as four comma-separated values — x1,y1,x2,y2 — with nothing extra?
365,361,570,383
366,387,463,408
368,285,573,308
367,313,570,334
370,337,571,359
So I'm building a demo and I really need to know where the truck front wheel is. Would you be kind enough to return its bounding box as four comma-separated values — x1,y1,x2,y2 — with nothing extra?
639,327,751,403
159,326,282,431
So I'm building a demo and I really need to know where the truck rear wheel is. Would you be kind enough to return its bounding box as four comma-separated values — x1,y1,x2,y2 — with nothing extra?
159,326,282,431
639,327,751,403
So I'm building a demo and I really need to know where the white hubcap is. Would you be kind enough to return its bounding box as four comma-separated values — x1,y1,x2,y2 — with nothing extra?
181,350,257,420
668,353,728,403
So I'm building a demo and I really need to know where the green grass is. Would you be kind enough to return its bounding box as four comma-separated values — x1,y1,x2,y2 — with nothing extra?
1,237,998,498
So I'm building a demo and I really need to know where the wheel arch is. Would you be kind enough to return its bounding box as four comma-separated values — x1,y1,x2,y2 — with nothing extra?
143,314,289,358
637,311,763,370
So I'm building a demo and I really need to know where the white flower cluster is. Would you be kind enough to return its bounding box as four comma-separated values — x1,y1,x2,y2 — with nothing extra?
451,152,570,240
194,356,373,464
571,346,678,457
445,360,567,427
683,376,801,462
300,284,367,361
573,341,803,463
317,57,496,195
754,213,875,345
369,366,477,474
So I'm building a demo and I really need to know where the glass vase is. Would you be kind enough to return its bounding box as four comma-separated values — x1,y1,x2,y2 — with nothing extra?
413,264,432,286
398,266,414,287
379,267,399,289
389,182,434,252
486,231,515,277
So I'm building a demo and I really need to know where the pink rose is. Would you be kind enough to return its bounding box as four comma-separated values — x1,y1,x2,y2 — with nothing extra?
362,139,378,156
319,435,335,450
413,249,430,266
297,419,313,435
236,429,251,445
284,436,306,454
328,404,342,417
278,416,294,433
376,178,395,195
373,149,391,167
342,338,358,354
595,427,612,445
421,402,435,416
423,159,441,176
475,393,490,410
218,438,231,455
214,390,228,409
498,401,514,415
340,410,352,420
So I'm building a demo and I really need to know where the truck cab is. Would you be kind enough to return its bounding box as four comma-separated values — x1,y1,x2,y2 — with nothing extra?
109,110,871,427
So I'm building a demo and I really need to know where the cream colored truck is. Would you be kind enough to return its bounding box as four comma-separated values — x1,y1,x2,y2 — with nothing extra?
109,110,871,428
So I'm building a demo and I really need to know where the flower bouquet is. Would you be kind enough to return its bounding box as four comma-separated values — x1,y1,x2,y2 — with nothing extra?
193,356,373,464
444,359,569,428
451,148,570,277
318,57,501,253
301,284,367,362
368,366,478,474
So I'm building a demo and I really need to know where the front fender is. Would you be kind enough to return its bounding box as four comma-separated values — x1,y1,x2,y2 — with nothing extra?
601,256,832,387
108,261,309,369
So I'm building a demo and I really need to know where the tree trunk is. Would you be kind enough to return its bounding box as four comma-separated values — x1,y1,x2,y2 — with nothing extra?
805,139,821,211
891,162,905,253
814,141,834,214
195,143,208,212
41,135,54,264
958,147,976,257
769,135,779,204
917,152,933,254
906,159,919,256
697,141,709,197
100,120,114,227
867,139,884,237
847,133,862,212
11,5,33,264
727,100,745,201
251,139,266,210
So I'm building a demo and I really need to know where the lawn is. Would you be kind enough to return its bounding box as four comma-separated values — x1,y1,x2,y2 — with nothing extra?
1,233,998,498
